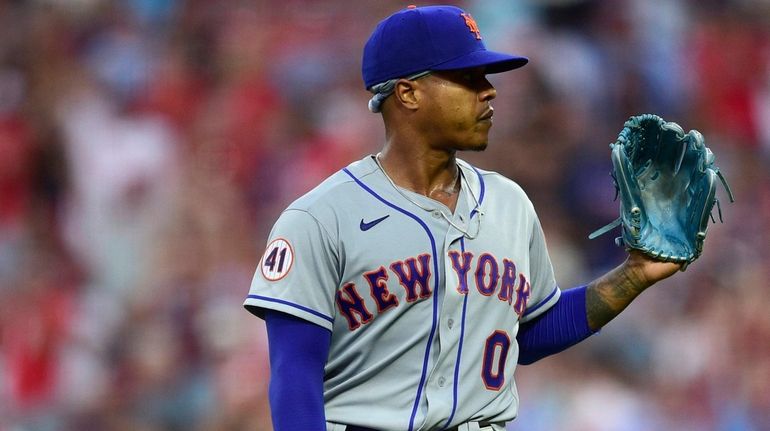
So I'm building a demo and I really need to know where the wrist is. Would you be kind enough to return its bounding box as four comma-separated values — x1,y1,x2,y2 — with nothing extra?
620,253,655,292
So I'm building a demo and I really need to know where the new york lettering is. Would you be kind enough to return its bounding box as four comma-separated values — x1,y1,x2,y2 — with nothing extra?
335,252,531,330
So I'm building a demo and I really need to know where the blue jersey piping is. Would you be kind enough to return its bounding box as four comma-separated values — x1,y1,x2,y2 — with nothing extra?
342,167,440,431
522,286,559,317
444,168,486,427
246,294,334,323
443,237,470,429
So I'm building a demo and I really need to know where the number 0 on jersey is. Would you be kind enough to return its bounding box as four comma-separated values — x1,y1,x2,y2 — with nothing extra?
261,238,294,281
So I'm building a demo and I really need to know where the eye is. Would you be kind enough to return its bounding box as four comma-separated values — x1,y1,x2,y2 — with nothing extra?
459,69,486,86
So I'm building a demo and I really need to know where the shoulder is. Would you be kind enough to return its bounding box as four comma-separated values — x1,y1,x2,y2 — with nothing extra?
279,156,379,225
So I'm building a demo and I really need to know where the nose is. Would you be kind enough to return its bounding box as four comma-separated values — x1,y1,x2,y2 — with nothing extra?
479,77,497,102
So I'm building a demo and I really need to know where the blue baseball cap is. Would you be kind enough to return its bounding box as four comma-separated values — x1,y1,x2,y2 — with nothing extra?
362,5,528,89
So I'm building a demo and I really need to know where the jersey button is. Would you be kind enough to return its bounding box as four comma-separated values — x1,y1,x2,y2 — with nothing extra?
432,210,442,219
447,319,454,329
437,377,446,387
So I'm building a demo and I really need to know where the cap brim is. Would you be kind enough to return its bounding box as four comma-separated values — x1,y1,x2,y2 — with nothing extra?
431,49,528,74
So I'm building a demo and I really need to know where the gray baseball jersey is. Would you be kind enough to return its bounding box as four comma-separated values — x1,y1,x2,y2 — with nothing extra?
244,155,561,430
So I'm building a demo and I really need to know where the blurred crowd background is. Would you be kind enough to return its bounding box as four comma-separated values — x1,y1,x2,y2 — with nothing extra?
0,0,768,430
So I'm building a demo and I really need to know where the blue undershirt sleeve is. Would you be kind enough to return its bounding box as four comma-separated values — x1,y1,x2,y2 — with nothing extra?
265,309,331,431
516,285,598,365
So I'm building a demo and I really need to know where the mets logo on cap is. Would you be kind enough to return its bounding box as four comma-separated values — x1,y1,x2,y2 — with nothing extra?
461,13,482,40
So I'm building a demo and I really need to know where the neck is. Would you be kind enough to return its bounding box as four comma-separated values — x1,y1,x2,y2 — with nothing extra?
376,145,460,198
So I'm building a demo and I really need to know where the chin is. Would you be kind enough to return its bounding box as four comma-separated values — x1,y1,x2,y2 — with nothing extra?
471,142,488,152
452,131,489,152
460,141,488,152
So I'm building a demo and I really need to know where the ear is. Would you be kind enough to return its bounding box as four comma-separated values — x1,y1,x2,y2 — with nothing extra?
393,79,420,110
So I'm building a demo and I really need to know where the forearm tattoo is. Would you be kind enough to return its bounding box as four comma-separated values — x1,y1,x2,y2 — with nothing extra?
585,268,646,331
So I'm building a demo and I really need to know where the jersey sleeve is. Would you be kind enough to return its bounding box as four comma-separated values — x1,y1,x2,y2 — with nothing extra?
244,209,339,331
520,215,561,323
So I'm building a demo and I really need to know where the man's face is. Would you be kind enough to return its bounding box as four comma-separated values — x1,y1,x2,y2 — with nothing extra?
417,67,497,152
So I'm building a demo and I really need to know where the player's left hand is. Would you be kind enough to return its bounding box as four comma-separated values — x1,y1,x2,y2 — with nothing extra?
590,114,733,267
623,249,682,288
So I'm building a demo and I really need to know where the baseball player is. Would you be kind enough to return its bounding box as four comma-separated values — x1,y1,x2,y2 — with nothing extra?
244,5,681,431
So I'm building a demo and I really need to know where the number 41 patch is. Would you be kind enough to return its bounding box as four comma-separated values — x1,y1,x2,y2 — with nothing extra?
261,238,294,281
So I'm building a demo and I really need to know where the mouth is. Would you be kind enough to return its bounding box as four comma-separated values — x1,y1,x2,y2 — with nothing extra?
478,107,494,121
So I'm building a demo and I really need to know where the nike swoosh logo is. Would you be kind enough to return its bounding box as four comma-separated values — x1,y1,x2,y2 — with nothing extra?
360,215,390,231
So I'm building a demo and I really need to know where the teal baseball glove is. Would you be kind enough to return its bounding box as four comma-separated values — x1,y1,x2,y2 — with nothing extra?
589,114,734,268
